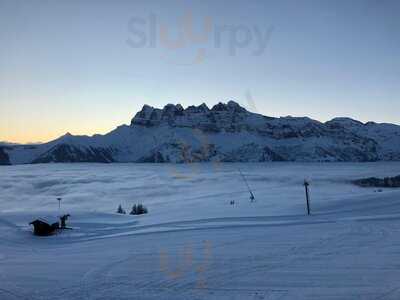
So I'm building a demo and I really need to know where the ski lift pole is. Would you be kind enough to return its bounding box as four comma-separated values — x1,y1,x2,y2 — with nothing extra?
304,180,310,215
238,169,255,202
57,197,62,212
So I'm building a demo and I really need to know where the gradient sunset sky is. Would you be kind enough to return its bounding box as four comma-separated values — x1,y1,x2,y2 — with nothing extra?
1,0,399,144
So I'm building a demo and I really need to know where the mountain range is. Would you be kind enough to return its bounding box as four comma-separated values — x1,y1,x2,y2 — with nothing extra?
1,101,400,165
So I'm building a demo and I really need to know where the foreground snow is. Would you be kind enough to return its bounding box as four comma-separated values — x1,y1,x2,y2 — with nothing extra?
1,162,400,299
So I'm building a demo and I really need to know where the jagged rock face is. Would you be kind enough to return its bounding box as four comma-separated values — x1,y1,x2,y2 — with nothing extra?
221,144,285,162
136,143,219,163
135,142,285,163
3,101,400,164
32,144,115,164
131,101,255,133
128,103,393,162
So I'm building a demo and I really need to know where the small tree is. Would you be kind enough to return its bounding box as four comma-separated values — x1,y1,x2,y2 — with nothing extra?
137,204,144,214
130,204,137,215
130,203,148,215
117,204,126,214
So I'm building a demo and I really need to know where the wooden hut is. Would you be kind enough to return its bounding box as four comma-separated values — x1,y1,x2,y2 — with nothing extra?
29,218,59,236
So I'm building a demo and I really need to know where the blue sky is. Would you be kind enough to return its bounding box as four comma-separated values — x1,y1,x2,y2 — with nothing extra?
0,0,399,143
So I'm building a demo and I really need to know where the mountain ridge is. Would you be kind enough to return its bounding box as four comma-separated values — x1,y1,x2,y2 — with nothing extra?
2,101,400,165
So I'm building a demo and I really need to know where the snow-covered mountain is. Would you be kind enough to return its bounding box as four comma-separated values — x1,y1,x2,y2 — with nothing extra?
2,101,400,165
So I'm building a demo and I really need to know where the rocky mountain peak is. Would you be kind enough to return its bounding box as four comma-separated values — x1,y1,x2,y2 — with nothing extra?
210,101,247,113
326,117,364,129
131,101,249,129
185,103,210,113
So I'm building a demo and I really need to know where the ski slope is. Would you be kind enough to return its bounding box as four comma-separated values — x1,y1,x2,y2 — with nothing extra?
1,162,400,299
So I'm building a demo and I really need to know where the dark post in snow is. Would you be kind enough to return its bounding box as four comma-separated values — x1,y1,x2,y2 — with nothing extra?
57,197,62,211
304,180,310,215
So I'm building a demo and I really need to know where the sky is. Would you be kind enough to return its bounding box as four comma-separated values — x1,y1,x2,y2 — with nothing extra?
0,0,399,144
